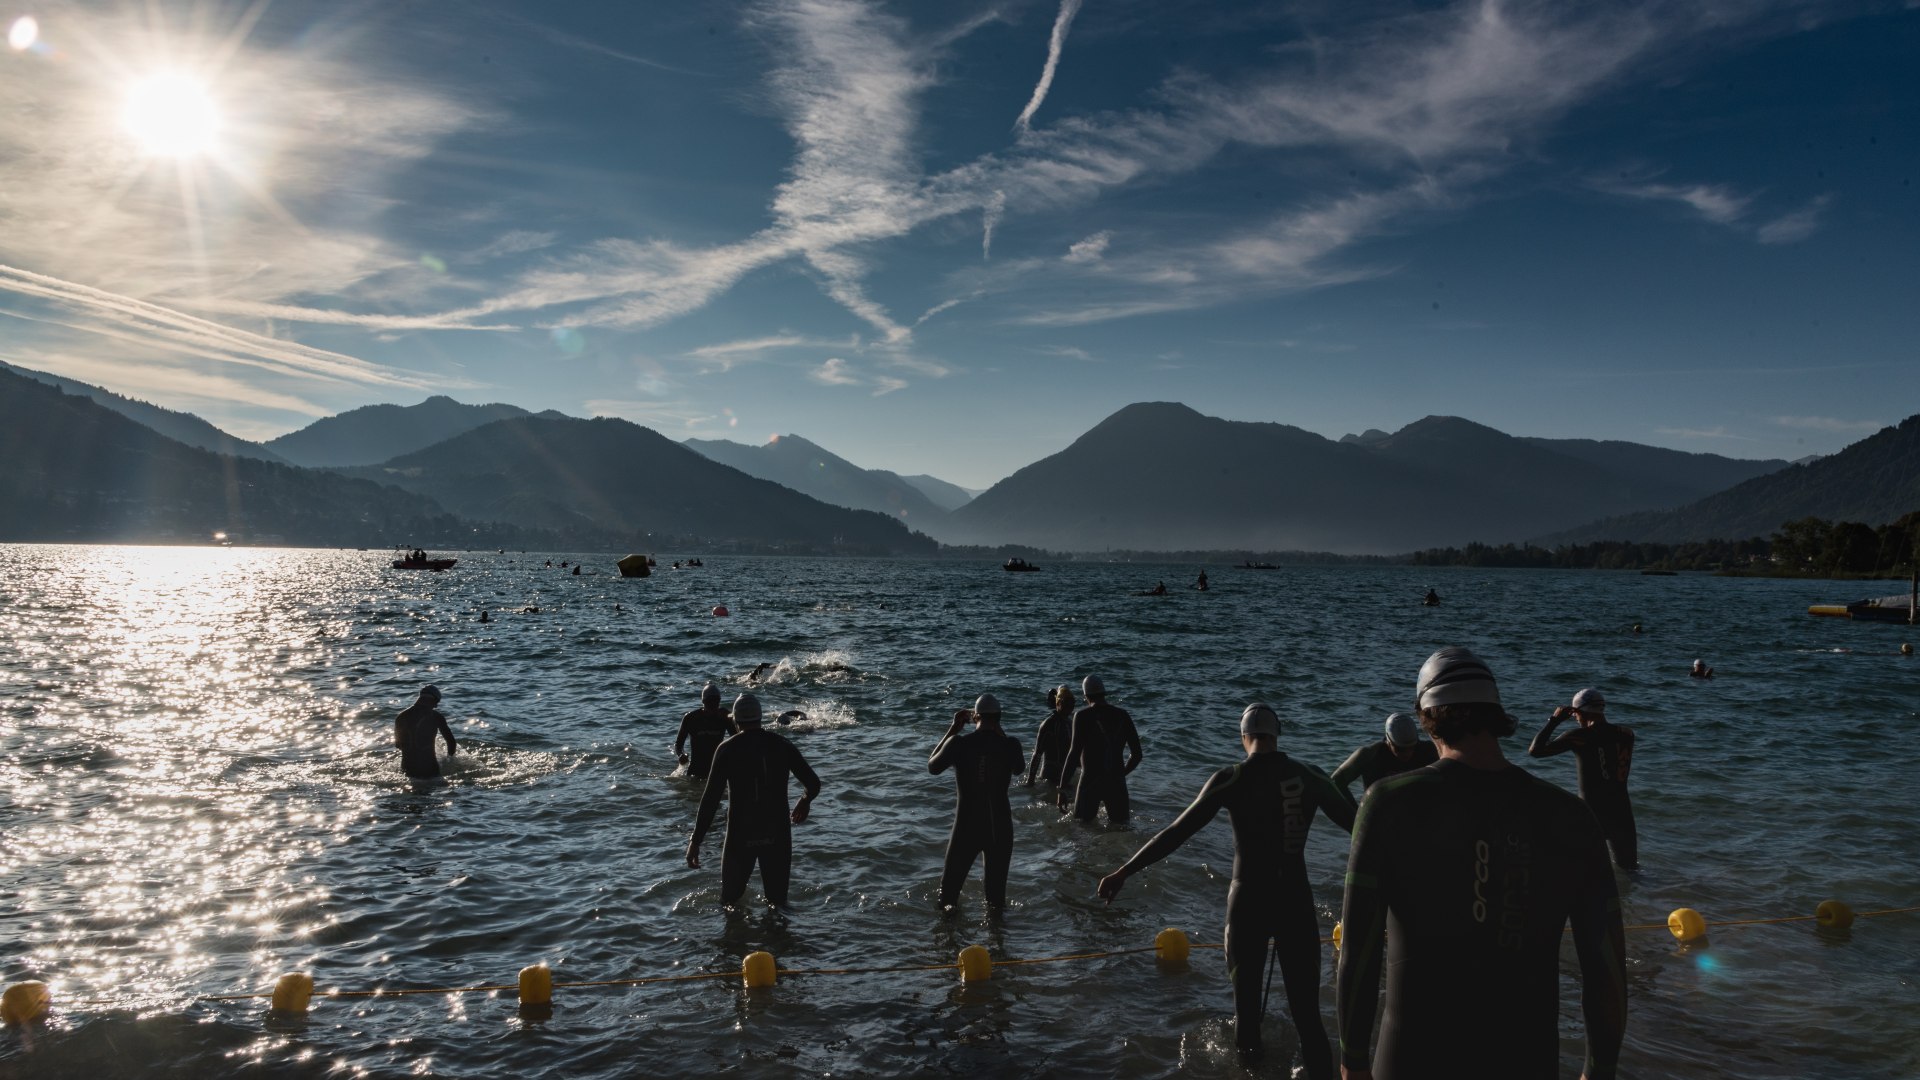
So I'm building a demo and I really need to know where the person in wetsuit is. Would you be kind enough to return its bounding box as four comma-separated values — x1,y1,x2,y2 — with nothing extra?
1330,713,1438,798
1059,674,1142,824
1690,658,1714,679
930,694,1026,912
1098,702,1356,1072
1025,684,1074,788
1337,647,1627,1080
1528,687,1637,870
674,682,736,779
394,684,456,780
686,693,821,910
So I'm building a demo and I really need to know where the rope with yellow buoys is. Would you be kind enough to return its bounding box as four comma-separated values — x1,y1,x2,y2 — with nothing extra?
2,901,1915,1025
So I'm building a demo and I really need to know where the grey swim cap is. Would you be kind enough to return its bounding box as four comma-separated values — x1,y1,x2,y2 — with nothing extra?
973,693,1002,717
1416,647,1500,709
733,693,763,725
1240,702,1280,738
1384,712,1419,747
1571,688,1606,712
701,682,721,706
419,684,441,703
1082,674,1105,700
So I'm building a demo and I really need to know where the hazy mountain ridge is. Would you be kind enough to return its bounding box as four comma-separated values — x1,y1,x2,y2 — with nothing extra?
946,403,1796,553
0,367,533,546
683,434,952,531
360,416,936,555
1541,416,1920,544
0,361,289,464
900,474,977,511
267,396,567,468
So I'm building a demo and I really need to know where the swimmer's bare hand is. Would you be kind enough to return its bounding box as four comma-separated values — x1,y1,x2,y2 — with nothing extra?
685,842,701,869
1096,869,1127,902
791,796,812,824
1551,706,1573,722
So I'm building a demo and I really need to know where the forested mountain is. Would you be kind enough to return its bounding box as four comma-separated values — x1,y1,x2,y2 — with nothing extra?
267,396,565,467
0,361,288,464
684,434,950,530
900,474,977,511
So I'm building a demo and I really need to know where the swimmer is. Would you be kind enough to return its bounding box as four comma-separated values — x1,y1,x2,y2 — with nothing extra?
1631,623,1643,634
1690,658,1714,678
478,610,490,624
394,684,457,780
1059,675,1142,824
572,565,581,576
1329,712,1438,797
1529,688,1638,869
930,694,1026,912
1423,587,1441,606
686,694,822,910
674,683,737,780
1025,685,1074,788
1194,570,1209,591
1904,643,1914,656
1099,703,1354,1072
1147,581,1168,596
747,661,775,686
1337,648,1626,1080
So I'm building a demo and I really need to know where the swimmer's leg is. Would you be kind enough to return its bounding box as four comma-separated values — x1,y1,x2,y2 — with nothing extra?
1106,778,1131,826
719,840,754,906
1223,886,1269,1057
983,828,1012,909
939,826,983,910
761,842,793,909
1071,777,1100,822
1274,886,1335,1080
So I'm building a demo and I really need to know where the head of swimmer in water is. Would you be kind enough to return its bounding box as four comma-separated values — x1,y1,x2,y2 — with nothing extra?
1239,702,1280,754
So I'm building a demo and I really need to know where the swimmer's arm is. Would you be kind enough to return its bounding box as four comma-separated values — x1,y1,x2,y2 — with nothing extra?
789,741,823,802
1570,822,1628,1080
1025,715,1054,784
1328,746,1370,794
1060,713,1088,787
1528,710,1578,757
436,712,457,756
393,714,405,749
673,713,692,758
1121,712,1142,774
1006,735,1026,777
1099,769,1229,899
929,713,966,775
688,750,728,860
1304,762,1357,832
1336,797,1389,1076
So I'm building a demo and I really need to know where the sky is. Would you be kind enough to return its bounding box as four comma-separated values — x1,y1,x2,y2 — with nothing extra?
1,0,1915,489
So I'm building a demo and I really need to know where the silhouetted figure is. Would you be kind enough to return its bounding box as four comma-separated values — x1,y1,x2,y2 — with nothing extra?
395,685,456,780
930,694,1025,912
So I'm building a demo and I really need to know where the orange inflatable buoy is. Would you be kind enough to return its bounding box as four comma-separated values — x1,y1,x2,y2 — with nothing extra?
712,605,729,617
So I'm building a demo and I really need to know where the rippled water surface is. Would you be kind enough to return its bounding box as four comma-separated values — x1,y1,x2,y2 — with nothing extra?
2,545,1917,1078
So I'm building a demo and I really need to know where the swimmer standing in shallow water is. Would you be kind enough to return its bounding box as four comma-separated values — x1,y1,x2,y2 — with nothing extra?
930,694,1025,913
394,684,456,780
686,694,822,910
1528,688,1638,870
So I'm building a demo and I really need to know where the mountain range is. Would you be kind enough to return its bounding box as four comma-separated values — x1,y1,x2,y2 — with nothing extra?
941,403,1791,553
684,434,953,528
266,396,566,467
0,361,288,464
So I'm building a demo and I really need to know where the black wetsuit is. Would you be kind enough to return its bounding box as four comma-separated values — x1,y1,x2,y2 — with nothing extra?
1026,707,1072,786
1330,739,1439,795
1061,701,1142,824
674,706,736,779
394,702,455,779
930,725,1026,909
1336,759,1628,1080
1116,752,1356,1071
1528,718,1638,869
690,727,822,908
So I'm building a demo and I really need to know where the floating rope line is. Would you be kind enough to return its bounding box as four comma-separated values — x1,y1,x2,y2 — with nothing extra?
2,903,1913,1026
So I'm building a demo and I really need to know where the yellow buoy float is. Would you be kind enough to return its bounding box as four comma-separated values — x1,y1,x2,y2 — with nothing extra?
743,951,777,989
271,972,313,1014
518,963,553,1006
1154,928,1190,965
1,981,50,1026
1816,900,1855,930
1668,908,1708,943
1332,921,1343,950
957,945,992,983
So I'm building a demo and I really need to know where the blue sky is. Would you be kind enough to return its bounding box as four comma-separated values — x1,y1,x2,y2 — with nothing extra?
1,0,1914,488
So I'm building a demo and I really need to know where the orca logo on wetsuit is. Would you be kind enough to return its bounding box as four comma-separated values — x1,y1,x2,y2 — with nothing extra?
1472,833,1531,949
1281,776,1307,854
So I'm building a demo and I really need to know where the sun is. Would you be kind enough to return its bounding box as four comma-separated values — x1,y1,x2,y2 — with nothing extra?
121,72,223,158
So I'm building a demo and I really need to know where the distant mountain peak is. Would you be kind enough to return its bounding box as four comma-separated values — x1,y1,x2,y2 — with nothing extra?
1339,428,1391,445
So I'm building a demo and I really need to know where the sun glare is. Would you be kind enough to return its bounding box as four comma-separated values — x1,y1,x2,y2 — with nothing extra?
8,15,37,51
121,72,222,158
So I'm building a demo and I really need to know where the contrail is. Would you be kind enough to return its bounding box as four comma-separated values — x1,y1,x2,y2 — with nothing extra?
1013,0,1083,133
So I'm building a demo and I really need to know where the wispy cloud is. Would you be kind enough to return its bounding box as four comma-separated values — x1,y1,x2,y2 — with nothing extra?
472,230,560,261
809,356,910,395
1062,231,1111,263
1013,0,1084,133
1035,344,1095,361
1,347,328,420
1756,195,1830,245
1655,425,1752,440
1599,179,1753,225
1771,413,1880,433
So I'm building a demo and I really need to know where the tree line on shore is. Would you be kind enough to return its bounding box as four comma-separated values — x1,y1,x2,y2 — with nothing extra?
1407,511,1920,577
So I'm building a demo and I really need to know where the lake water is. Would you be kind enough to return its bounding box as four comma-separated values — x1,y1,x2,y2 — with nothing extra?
2,545,1916,1078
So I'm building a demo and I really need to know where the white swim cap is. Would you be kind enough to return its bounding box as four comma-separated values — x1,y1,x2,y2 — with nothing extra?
973,693,1002,717
1384,712,1419,746
733,693,763,725
1082,674,1105,699
1240,702,1280,738
1416,647,1501,709
1571,688,1606,712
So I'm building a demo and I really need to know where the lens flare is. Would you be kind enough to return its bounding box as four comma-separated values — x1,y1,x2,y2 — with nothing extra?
121,72,222,157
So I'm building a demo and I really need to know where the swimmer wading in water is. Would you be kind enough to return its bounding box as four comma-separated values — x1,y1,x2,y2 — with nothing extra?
929,694,1026,912
686,693,822,910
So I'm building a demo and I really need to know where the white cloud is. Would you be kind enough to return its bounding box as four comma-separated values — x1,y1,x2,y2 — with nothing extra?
1755,196,1830,245
472,231,561,261
1655,425,1752,441
1035,345,1095,361
811,357,862,385
1062,231,1111,263
1600,180,1752,225
982,190,1007,259
1013,0,1084,133
1771,414,1880,433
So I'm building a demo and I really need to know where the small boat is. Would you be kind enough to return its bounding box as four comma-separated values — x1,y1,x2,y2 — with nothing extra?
392,557,457,571
1640,569,1677,576
1808,594,1914,623
1003,558,1040,572
1240,561,1279,570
